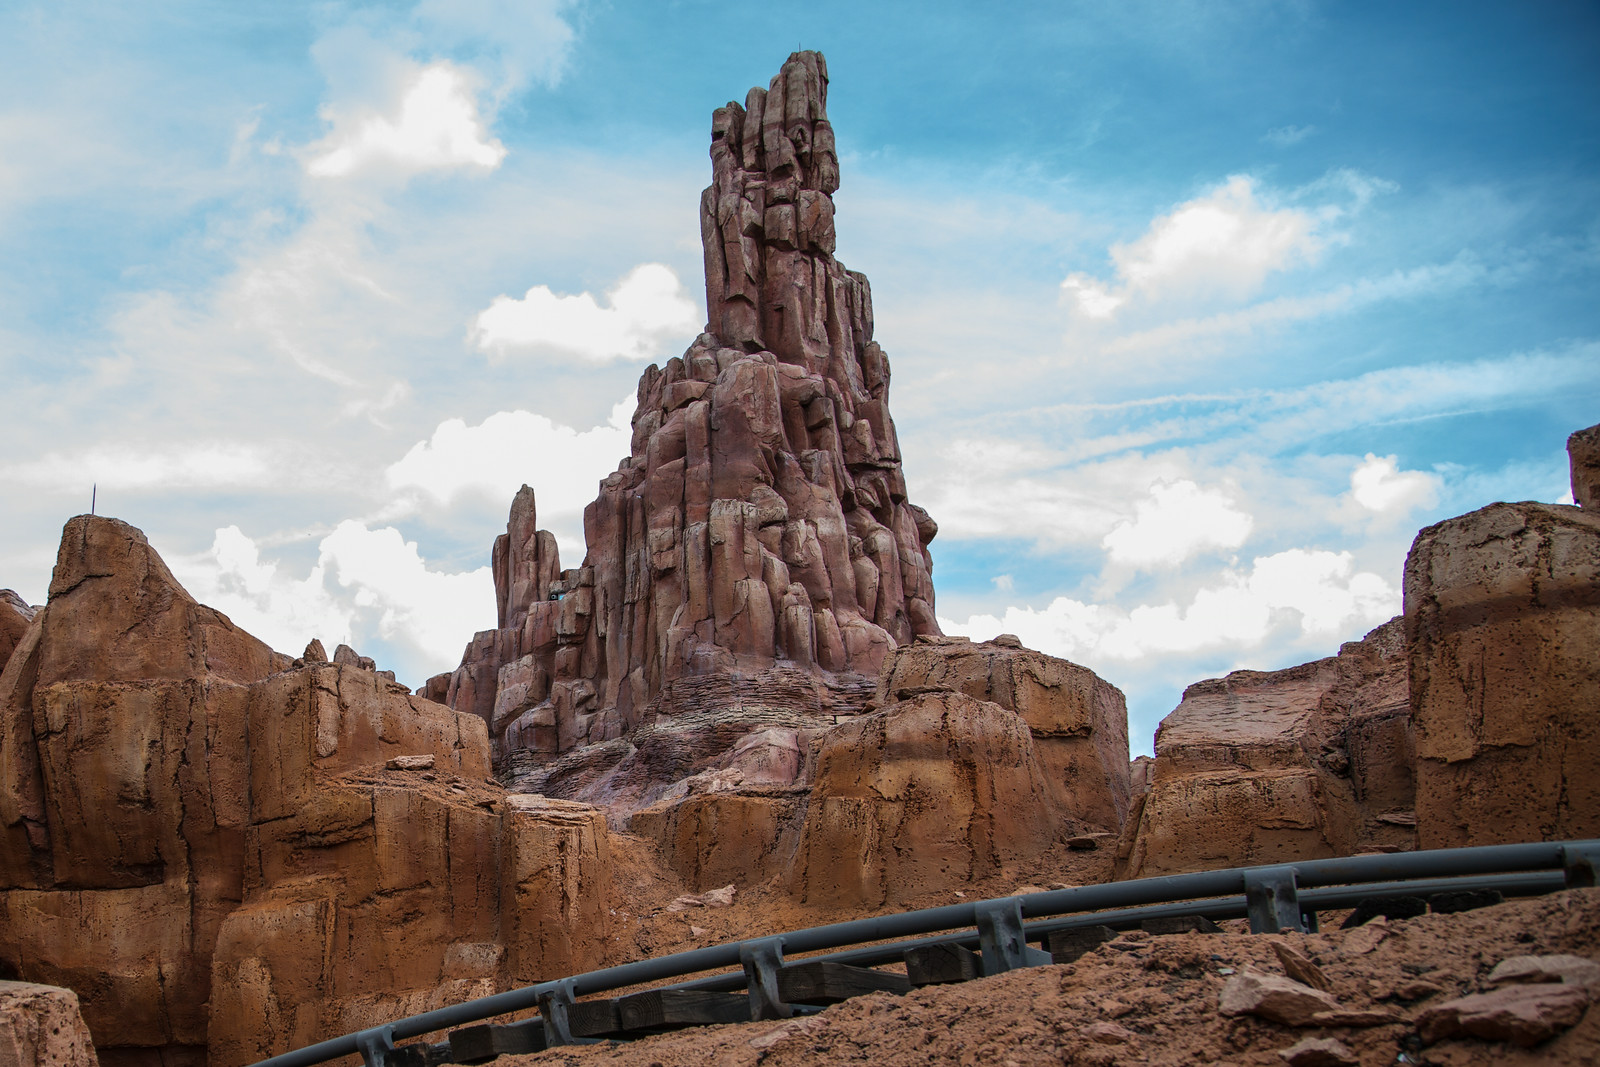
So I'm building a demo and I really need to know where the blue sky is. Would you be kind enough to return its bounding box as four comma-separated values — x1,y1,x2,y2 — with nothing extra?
2,1,1596,754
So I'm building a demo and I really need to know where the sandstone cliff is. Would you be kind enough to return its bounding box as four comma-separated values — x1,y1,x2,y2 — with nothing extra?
1406,500,1600,849
0,516,615,1067
433,51,939,779
1117,618,1414,878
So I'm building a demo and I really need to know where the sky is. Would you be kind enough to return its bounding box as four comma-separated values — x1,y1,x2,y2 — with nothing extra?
2,1,1596,755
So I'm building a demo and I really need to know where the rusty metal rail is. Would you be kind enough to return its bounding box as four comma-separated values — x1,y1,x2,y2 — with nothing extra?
249,839,1599,1067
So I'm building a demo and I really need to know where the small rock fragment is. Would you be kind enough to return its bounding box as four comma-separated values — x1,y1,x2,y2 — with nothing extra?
1278,1036,1357,1066
386,754,436,771
1417,983,1590,1048
1272,942,1333,992
1486,954,1600,990
1219,970,1343,1027
1308,1009,1404,1027
1083,1022,1132,1045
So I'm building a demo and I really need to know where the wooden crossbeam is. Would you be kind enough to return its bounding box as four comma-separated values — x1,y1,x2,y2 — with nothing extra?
904,942,981,986
1046,924,1117,964
616,989,752,1031
445,1020,545,1064
777,960,911,1004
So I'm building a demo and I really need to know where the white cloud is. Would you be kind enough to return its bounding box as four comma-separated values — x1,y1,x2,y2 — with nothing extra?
992,574,1015,593
171,522,494,679
942,547,1397,663
1348,453,1440,514
1061,176,1322,317
385,397,633,558
1101,479,1253,569
306,62,506,178
1263,124,1315,146
471,262,702,362
1,443,275,492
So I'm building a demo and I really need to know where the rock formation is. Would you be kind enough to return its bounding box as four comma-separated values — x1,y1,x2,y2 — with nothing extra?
0,592,34,675
1570,422,1600,510
0,980,98,1067
0,516,615,1067
1117,618,1414,878
432,50,940,779
1406,500,1600,849
876,634,1132,829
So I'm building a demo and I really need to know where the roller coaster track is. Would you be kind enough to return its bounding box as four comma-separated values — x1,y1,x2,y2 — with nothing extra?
250,839,1600,1067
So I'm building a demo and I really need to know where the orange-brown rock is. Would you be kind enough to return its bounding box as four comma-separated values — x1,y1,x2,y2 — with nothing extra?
1406,501,1600,849
0,980,98,1067
1118,618,1413,878
0,592,34,676
876,634,1131,830
438,52,939,787
788,690,1058,909
1570,422,1600,510
0,517,615,1067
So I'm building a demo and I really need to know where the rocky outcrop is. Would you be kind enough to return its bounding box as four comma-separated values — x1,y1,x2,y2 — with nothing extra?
876,634,1131,830
436,51,939,778
1406,501,1600,849
0,592,34,676
0,981,98,1067
1570,423,1600,510
1118,618,1413,878
788,690,1059,909
0,517,615,1067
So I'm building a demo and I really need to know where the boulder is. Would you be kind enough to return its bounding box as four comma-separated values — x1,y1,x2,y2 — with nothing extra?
877,634,1131,829
438,52,941,801
0,980,97,1067
1406,502,1600,848
1119,618,1412,877
788,690,1057,908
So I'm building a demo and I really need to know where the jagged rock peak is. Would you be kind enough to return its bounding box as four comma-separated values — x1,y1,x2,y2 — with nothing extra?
438,51,941,771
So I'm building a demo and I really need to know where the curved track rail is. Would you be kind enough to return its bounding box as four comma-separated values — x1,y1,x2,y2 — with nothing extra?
250,839,1600,1067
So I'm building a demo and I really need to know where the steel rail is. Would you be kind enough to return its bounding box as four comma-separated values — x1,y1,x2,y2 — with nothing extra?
248,838,1598,1067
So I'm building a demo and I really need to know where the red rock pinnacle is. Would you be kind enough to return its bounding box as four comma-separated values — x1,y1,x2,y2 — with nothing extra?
431,52,941,767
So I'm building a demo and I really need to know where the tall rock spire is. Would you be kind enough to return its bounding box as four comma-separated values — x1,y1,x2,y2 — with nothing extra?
433,52,940,768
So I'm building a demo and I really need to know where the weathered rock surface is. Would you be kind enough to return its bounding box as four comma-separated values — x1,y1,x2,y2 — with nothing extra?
0,593,34,677
0,981,98,1067
0,517,615,1067
1118,618,1413,878
1406,501,1600,849
788,690,1060,908
1570,422,1600,509
1418,982,1591,1047
877,634,1131,829
437,51,939,788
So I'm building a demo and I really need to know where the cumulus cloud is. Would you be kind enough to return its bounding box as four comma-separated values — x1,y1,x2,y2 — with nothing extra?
942,547,1397,663
471,263,702,362
172,522,494,679
306,62,506,178
385,396,633,557
1348,453,1440,514
1101,480,1253,569
1061,176,1323,317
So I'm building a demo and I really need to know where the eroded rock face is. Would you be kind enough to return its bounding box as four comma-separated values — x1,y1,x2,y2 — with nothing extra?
1118,618,1413,878
0,592,35,676
876,635,1131,830
1569,422,1600,510
1406,501,1600,849
0,980,98,1067
788,690,1058,909
437,51,939,778
0,517,614,1067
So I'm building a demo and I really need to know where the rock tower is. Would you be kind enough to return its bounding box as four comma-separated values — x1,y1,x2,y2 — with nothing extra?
430,51,941,769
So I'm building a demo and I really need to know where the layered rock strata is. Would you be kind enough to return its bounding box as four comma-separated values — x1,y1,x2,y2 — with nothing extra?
433,51,939,773
1118,618,1414,878
876,634,1132,829
1406,500,1600,849
0,517,614,1067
